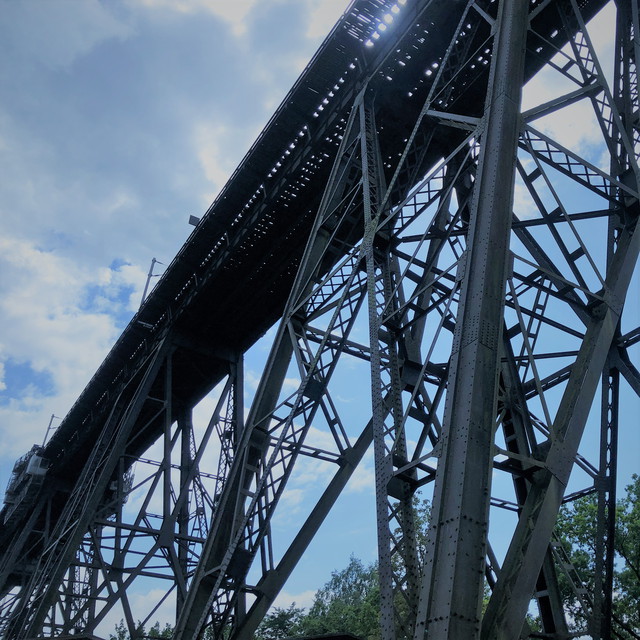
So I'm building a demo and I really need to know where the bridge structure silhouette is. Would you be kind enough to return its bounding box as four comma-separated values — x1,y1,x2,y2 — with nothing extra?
0,0,638,638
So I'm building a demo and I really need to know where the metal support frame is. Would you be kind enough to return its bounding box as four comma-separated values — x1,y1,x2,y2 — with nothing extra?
416,1,529,637
0,343,246,639
1,1,639,639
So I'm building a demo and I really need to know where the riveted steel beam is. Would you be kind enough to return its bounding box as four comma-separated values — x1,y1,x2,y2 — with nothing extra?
413,1,530,637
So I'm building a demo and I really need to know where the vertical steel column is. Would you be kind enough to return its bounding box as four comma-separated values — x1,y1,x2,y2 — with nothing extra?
414,0,529,638
177,408,193,617
87,525,100,629
590,3,637,632
592,25,626,620
593,363,619,640
499,336,569,636
230,355,246,626
163,354,174,527
361,95,396,640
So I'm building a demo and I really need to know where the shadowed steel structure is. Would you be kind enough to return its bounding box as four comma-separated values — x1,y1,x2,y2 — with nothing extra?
0,0,638,638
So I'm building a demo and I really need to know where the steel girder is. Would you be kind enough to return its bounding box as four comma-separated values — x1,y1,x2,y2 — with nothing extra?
0,0,638,639
0,343,245,639
174,2,639,639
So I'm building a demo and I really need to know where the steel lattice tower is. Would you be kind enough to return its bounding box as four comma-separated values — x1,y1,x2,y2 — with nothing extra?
0,0,638,639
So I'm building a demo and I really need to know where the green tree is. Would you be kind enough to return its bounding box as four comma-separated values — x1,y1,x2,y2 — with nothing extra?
254,603,306,640
109,619,130,640
299,555,380,640
615,475,640,636
147,621,174,638
108,619,173,640
556,474,640,639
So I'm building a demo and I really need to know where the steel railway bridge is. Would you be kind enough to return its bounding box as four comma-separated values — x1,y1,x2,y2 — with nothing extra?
0,0,638,638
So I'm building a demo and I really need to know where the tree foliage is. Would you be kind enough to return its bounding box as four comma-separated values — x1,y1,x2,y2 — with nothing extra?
556,474,640,639
253,603,306,640
300,555,380,640
109,619,173,640
253,557,380,640
615,475,640,636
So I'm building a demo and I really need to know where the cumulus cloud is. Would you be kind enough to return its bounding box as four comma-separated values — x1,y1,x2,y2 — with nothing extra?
0,0,133,71
305,0,350,40
137,0,260,36
136,0,350,43
192,121,252,206
346,450,375,493
0,237,132,456
271,423,375,530
280,487,306,511
272,588,317,610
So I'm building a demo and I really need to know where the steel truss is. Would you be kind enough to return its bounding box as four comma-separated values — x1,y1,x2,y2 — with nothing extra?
0,344,244,638
0,0,638,639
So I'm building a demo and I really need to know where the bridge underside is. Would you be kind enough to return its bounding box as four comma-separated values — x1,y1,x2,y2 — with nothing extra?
1,0,638,639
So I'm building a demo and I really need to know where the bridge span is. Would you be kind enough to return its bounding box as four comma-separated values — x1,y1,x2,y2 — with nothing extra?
1,0,638,639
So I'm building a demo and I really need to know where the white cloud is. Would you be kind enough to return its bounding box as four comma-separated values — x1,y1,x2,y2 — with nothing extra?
513,173,540,221
0,0,133,71
203,0,261,36
272,425,375,523
137,0,350,42
137,0,260,36
346,447,375,493
192,120,263,207
305,0,350,40
527,97,604,163
0,237,122,456
96,261,148,313
272,588,317,610
281,487,306,511
284,376,302,391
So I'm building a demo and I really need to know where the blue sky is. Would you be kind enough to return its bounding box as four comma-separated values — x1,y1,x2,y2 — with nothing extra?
0,0,351,464
0,0,638,632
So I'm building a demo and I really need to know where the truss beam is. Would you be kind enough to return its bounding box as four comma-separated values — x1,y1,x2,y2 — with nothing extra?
1,1,638,640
